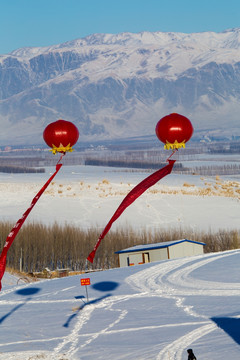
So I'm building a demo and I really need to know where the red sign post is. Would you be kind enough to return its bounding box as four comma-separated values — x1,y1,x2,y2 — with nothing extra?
81,278,91,302
81,278,91,286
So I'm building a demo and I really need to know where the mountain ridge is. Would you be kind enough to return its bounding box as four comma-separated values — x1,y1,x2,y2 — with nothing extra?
0,29,240,146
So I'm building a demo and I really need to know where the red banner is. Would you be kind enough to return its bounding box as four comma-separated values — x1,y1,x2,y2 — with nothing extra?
0,163,63,290
87,159,176,263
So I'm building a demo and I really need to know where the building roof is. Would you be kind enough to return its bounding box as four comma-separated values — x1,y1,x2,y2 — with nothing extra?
115,239,205,254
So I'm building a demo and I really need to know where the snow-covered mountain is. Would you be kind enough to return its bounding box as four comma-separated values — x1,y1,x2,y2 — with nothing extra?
1,28,240,146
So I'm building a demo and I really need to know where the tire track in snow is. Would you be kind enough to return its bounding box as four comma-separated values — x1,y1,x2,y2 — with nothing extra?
156,323,217,360
166,250,240,295
53,291,160,358
1,251,238,359
126,250,240,297
126,250,240,359
53,294,130,358
69,308,128,358
53,303,95,357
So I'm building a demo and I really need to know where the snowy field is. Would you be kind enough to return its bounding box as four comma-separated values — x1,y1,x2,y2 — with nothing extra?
0,249,240,359
0,162,239,234
0,159,240,359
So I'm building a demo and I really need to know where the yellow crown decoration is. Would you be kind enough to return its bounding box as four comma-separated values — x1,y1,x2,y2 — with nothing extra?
50,143,74,155
164,140,186,150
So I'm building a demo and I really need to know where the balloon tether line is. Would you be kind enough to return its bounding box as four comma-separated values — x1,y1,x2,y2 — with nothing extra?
57,152,65,164
167,148,178,161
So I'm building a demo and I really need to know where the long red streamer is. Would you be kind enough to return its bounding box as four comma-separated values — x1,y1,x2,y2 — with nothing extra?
87,159,176,263
0,161,63,290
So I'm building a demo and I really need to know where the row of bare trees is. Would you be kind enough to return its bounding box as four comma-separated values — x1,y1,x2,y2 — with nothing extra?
0,221,239,273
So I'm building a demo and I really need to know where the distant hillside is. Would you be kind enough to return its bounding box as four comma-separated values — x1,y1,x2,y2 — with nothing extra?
1,28,240,145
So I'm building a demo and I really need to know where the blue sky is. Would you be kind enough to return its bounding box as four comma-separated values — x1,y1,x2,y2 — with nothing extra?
0,0,239,54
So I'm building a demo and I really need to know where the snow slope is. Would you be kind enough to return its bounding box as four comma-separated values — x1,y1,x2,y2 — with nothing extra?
0,249,240,359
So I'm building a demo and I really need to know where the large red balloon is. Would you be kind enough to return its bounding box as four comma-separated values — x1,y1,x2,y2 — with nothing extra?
155,113,193,149
43,119,79,154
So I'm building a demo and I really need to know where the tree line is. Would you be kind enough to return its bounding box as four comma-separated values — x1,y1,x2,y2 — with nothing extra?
85,158,185,170
0,165,45,173
0,221,239,273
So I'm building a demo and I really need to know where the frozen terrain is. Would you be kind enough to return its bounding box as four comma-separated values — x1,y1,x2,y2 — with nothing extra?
0,163,239,234
0,249,240,359
0,160,239,359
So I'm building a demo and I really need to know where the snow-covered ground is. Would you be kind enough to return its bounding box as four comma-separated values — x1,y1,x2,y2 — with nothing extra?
0,160,239,359
0,249,240,359
0,163,239,233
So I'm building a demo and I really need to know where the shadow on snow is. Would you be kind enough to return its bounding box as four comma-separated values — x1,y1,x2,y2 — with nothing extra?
63,294,111,328
212,316,240,345
0,287,41,325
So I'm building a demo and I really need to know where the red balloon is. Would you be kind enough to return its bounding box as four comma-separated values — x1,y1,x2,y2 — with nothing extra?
155,113,193,149
43,119,79,154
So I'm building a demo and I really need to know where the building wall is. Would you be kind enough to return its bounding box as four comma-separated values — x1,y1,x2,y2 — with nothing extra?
119,253,131,267
118,242,204,267
149,248,168,262
168,242,203,259
119,247,168,267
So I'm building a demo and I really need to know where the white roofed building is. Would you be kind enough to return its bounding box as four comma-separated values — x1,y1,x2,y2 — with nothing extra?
115,239,205,267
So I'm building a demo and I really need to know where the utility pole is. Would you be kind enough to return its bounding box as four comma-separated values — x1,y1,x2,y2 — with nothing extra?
19,248,23,272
